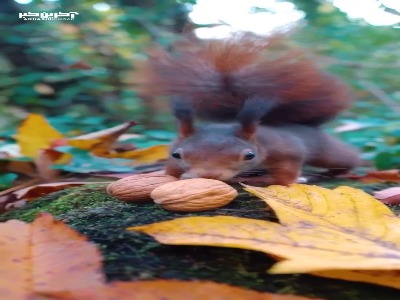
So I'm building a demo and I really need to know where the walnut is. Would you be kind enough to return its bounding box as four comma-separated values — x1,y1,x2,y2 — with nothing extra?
106,174,178,202
151,178,238,212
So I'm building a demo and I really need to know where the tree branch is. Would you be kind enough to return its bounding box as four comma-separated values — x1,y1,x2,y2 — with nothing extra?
378,1,400,17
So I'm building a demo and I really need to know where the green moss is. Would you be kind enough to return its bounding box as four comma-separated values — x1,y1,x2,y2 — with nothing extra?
0,184,113,222
1,181,400,299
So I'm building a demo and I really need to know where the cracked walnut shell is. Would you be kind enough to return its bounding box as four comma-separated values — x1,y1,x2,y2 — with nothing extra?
151,178,238,212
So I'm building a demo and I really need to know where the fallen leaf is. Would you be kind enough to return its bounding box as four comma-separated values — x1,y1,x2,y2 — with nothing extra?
68,121,137,152
15,114,64,158
0,193,18,213
0,181,93,214
0,178,40,198
5,199,27,211
13,182,88,201
46,280,316,300
0,214,316,300
130,184,400,289
374,187,400,204
0,213,104,299
1,160,37,177
104,144,169,163
34,149,64,182
344,169,400,183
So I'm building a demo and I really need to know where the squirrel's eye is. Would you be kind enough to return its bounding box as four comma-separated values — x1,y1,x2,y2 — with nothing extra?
243,151,255,161
172,151,182,159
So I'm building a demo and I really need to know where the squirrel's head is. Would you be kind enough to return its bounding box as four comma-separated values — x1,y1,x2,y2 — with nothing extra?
169,96,271,181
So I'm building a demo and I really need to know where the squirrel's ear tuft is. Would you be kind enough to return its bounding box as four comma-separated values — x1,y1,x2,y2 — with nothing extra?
236,96,276,139
170,96,195,138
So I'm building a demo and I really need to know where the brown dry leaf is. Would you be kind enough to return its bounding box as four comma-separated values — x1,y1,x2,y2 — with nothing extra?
0,213,104,299
15,114,64,158
46,280,317,300
373,187,400,204
13,182,88,201
34,149,64,182
344,169,400,183
104,144,169,163
0,181,89,213
0,160,37,177
0,193,19,213
130,184,400,289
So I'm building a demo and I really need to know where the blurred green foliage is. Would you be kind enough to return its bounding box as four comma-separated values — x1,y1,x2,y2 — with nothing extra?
0,0,189,132
0,0,399,168
291,1,400,167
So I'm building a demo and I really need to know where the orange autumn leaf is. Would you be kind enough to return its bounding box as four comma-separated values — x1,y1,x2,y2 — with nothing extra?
345,169,400,183
47,280,317,300
0,213,104,299
15,114,64,158
0,214,316,300
130,184,400,289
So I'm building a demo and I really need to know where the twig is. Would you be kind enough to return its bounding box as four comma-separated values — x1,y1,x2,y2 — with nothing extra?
358,79,400,114
0,178,41,197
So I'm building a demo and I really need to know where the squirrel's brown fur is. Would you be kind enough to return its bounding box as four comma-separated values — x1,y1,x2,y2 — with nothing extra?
164,97,359,185
133,33,359,185
133,33,353,125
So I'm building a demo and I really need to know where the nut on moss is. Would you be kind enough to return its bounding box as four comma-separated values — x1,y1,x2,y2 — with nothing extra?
151,178,237,212
106,174,178,202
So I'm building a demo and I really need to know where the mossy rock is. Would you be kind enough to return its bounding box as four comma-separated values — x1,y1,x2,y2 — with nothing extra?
1,181,399,300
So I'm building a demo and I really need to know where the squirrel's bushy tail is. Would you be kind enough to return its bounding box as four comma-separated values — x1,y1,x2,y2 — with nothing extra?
133,33,353,125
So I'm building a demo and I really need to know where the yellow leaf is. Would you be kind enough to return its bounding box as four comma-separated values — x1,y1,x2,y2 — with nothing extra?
130,184,400,289
104,144,169,163
15,114,64,158
68,121,136,152
68,138,103,150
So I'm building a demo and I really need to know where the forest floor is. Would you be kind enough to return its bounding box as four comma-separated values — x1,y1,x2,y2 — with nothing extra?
1,179,399,300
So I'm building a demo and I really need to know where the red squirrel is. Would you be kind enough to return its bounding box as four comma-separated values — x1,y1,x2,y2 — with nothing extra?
133,33,360,185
